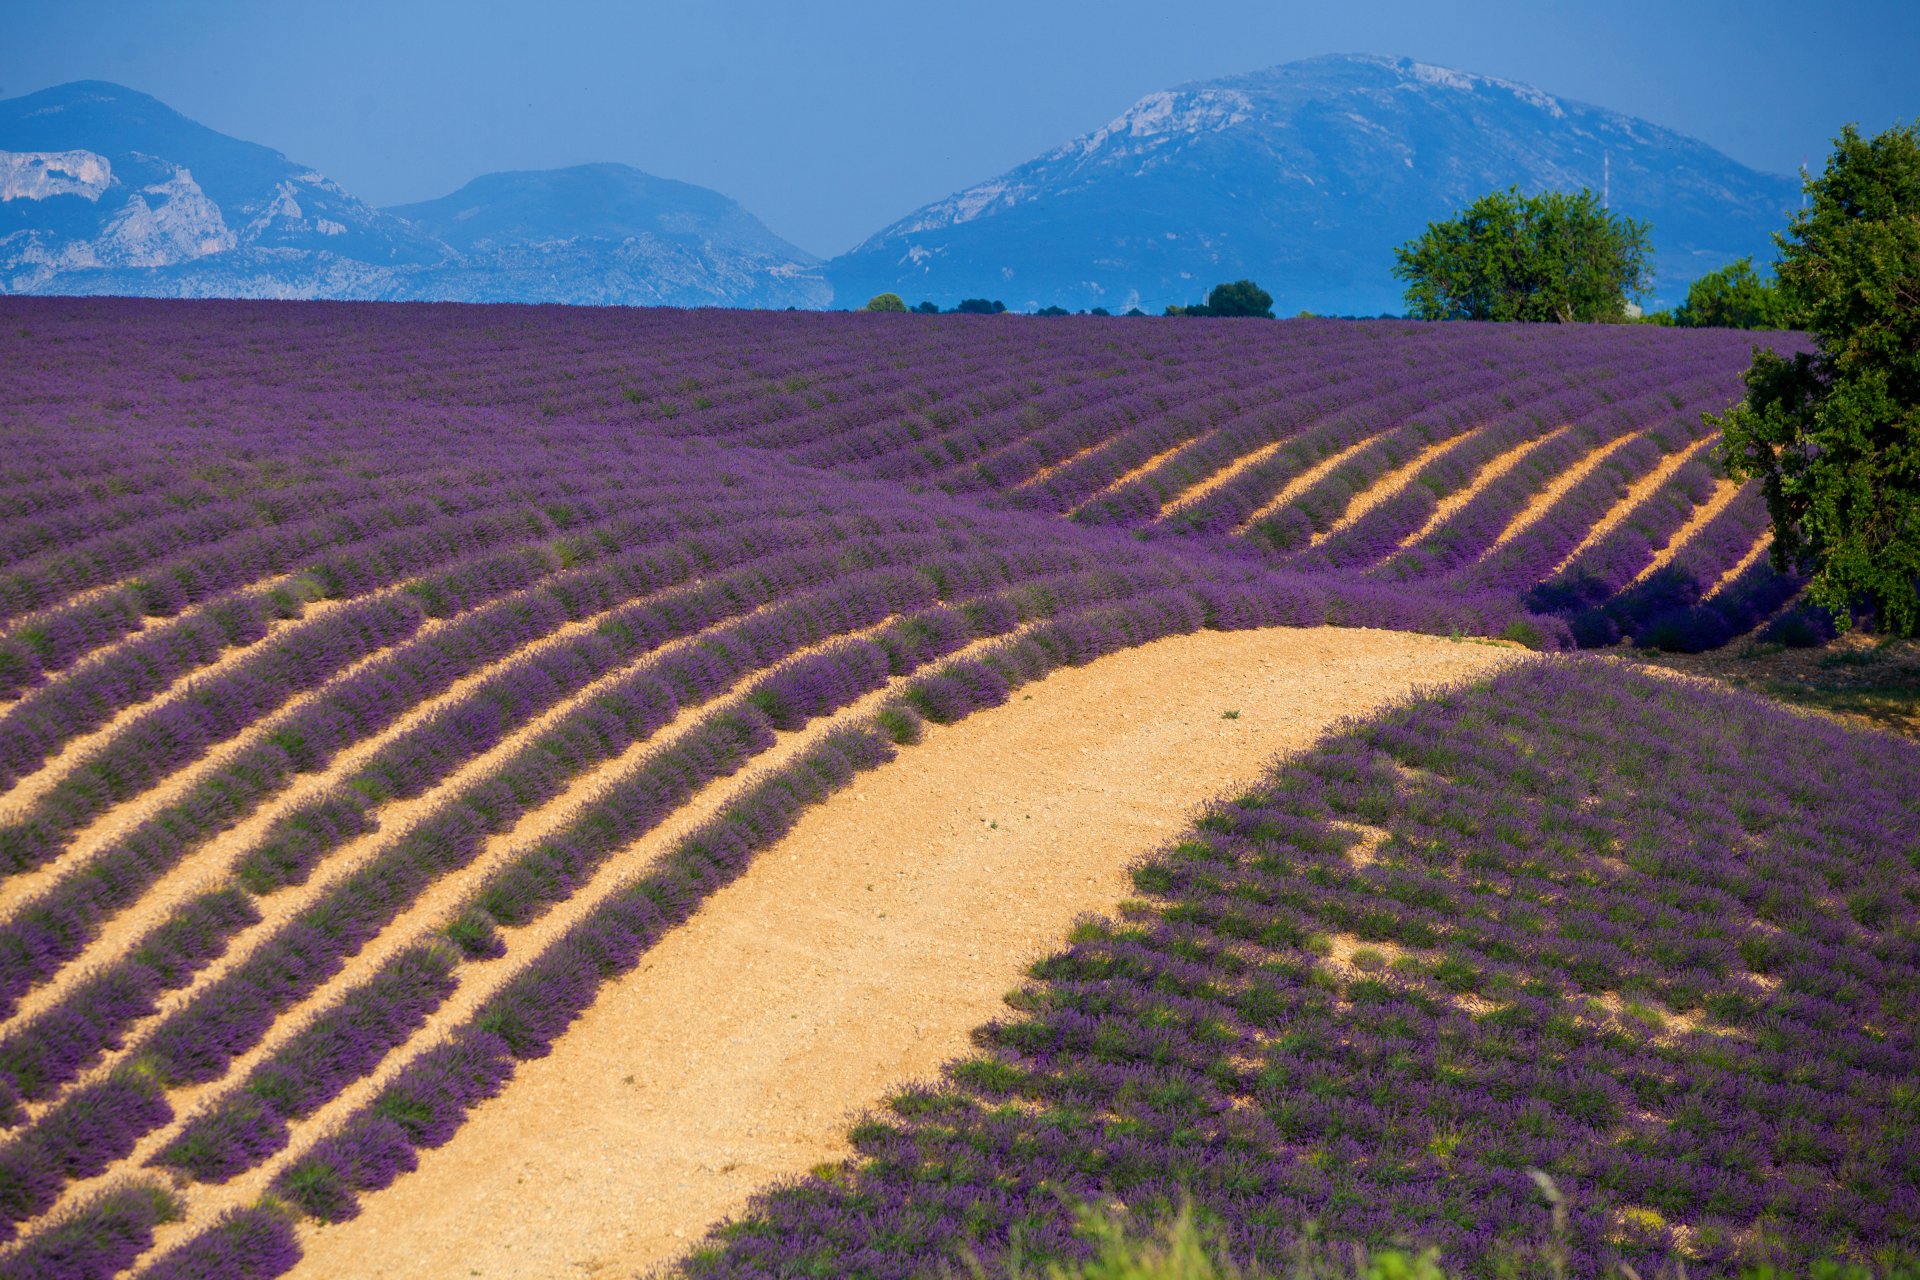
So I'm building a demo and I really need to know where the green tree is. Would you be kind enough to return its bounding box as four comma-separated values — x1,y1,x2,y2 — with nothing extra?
1712,122,1920,634
1393,186,1652,322
863,292,907,312
953,298,1006,315
1166,279,1275,318
1673,257,1799,329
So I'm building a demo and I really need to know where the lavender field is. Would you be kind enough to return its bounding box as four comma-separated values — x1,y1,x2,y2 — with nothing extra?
685,663,1920,1277
0,297,1906,1280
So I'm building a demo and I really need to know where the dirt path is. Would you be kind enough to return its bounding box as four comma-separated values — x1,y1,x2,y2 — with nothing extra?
290,626,1523,1280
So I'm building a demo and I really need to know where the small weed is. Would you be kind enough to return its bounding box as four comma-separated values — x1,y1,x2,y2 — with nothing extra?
1221,709,1240,720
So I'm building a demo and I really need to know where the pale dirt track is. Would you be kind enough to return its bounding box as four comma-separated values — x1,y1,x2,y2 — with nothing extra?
290,627,1525,1280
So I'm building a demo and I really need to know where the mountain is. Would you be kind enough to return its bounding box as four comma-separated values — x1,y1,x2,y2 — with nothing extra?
826,54,1803,315
382,164,827,308
0,82,825,306
0,80,442,298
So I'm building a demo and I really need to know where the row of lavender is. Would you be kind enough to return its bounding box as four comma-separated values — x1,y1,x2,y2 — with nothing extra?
0,317,1409,696
665,661,1920,1278
0,579,1443,1280
2,301,1808,662
0,576,1479,1280
0,489,1536,1275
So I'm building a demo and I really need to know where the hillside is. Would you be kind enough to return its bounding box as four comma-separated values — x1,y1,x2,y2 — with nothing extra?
0,300,1904,1280
7,61,1802,313
828,54,1802,315
681,659,1920,1277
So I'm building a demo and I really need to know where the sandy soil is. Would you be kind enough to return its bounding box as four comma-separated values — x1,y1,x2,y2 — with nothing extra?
289,626,1523,1280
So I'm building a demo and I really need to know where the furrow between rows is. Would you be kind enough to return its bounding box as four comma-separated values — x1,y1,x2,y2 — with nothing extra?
134,626,1027,1265
1550,435,1719,577
1384,425,1572,557
0,590,343,813
1307,433,1471,549
1631,477,1746,585
1229,433,1386,534
1471,431,1644,562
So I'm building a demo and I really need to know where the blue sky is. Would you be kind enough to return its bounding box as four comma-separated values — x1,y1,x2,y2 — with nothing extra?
4,0,1914,257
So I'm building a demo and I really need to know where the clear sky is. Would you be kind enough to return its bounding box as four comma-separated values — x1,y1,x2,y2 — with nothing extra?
3,0,1914,258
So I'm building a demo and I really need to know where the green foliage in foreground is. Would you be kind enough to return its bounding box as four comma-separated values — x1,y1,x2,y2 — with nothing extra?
863,292,909,312
1393,186,1652,322
1017,1202,1918,1280
1712,121,1920,635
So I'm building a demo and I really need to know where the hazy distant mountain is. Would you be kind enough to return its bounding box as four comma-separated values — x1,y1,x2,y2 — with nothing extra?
0,81,442,298
3,63,1802,314
0,83,825,306
383,164,827,309
826,54,1802,315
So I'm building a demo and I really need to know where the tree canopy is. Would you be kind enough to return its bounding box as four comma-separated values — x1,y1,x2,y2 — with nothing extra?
953,298,1007,315
1711,122,1920,634
1393,187,1652,323
862,292,907,312
1672,258,1799,330
1165,279,1274,318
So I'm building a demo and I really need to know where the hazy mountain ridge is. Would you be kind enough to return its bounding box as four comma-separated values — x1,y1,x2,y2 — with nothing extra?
828,54,1802,315
2,60,1800,312
0,83,826,307
382,165,828,308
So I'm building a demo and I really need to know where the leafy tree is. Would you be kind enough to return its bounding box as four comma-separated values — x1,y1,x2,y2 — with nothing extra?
863,292,907,312
1393,186,1652,322
913,300,940,314
1673,257,1799,329
1088,306,1111,316
953,298,1006,315
1035,304,1071,316
1712,122,1920,634
1166,279,1275,318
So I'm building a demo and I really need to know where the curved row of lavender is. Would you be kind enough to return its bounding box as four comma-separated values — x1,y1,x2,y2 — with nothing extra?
1,299,1804,679
672,661,1920,1278
0,298,1557,1280
0,299,1848,1280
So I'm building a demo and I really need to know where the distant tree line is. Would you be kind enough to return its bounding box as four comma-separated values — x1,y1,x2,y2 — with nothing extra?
864,292,1151,316
862,281,1275,319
